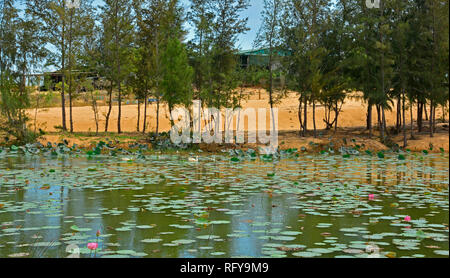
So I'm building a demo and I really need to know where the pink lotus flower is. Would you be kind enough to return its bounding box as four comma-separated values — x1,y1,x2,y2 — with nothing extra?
87,242,98,250
404,216,411,222
368,194,375,200
96,230,101,237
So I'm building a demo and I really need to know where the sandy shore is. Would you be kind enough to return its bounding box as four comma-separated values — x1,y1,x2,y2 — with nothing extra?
28,88,449,152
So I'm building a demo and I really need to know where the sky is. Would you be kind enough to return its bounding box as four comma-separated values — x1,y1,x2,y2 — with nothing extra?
181,0,264,50
91,0,265,50
239,1,265,50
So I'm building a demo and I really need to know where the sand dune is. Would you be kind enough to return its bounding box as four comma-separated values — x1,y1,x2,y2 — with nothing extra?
29,88,448,133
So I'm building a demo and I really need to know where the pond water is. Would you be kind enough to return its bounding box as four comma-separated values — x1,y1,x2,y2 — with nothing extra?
0,150,448,258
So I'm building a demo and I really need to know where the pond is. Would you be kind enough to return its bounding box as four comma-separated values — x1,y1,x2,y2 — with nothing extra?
0,149,448,258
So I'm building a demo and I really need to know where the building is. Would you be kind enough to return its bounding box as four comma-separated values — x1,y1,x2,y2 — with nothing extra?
38,71,100,91
237,48,291,70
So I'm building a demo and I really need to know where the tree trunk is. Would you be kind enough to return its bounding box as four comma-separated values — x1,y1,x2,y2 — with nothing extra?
114,1,121,134
312,93,316,138
137,99,140,132
410,99,415,139
156,99,160,135
298,95,303,135
95,107,99,134
143,95,148,133
430,0,437,137
303,95,307,137
61,18,67,131
379,4,385,141
105,82,113,132
143,79,149,133
34,81,40,134
402,90,407,148
169,105,174,127
430,100,434,137
381,107,386,140
417,101,423,132
334,100,339,133
154,28,160,137
68,9,74,133
268,53,276,137
433,106,436,134
367,103,372,137
433,106,437,133
91,91,99,135
376,104,381,130
396,96,401,132
69,84,73,132
117,84,121,134
236,102,241,134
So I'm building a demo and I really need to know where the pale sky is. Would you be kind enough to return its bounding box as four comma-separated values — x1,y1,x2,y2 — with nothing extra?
180,0,264,50
92,0,264,50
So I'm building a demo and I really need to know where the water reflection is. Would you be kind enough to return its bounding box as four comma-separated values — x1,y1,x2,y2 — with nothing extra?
0,152,448,258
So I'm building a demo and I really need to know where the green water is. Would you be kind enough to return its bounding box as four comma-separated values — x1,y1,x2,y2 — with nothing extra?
0,151,448,258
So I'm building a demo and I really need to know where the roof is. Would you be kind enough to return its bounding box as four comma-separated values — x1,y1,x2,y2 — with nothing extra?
237,48,291,57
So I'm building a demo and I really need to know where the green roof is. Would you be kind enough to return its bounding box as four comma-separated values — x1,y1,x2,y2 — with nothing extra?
237,48,291,56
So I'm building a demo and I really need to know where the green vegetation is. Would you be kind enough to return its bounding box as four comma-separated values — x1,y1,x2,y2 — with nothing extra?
161,37,194,125
0,142,448,258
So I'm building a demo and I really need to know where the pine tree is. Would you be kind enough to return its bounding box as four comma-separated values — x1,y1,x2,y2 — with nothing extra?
282,0,329,137
187,0,214,103
208,0,250,110
100,0,135,134
134,0,184,135
160,37,194,126
254,0,284,136
1,0,46,142
27,0,71,131
65,0,95,133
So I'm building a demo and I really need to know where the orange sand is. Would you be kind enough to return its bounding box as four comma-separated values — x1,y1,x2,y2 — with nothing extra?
28,88,449,152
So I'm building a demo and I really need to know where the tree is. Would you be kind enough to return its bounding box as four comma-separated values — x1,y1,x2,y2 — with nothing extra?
344,0,394,140
100,0,135,134
135,0,184,135
282,0,329,137
425,0,449,137
254,0,284,135
1,0,46,143
391,0,412,147
375,0,395,141
208,0,250,111
160,37,194,126
27,0,71,131
79,77,100,134
128,47,147,132
317,2,354,132
64,0,95,133
187,0,214,103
